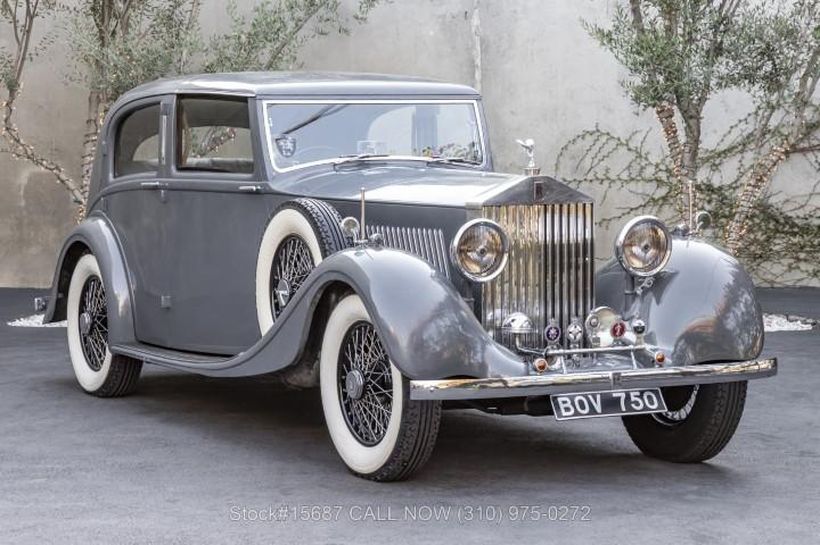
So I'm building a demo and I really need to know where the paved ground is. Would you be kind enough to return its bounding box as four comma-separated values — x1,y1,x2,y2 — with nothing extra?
1,287,818,544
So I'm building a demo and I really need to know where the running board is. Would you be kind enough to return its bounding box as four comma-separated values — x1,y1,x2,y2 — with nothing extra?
111,342,232,366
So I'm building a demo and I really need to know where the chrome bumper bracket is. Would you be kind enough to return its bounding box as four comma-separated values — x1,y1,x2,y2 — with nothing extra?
409,358,777,401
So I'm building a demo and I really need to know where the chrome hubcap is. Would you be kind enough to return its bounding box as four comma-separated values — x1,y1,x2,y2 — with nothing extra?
338,321,393,446
79,312,92,336
345,369,365,400
78,276,108,372
275,278,291,308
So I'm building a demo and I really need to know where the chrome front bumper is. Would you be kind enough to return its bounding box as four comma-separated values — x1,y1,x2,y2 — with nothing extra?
409,358,777,401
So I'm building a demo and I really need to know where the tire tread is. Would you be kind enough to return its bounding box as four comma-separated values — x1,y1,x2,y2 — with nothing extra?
623,381,747,463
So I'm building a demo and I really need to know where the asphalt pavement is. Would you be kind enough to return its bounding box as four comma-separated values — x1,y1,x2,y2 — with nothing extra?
1,287,818,544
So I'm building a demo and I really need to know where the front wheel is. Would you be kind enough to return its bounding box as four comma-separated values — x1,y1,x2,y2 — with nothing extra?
622,381,748,462
320,294,441,481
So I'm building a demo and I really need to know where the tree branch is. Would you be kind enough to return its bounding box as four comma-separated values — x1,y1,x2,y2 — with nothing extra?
1,0,84,205
264,1,328,70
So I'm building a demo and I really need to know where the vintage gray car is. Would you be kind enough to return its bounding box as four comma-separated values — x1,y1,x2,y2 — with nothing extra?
40,72,776,481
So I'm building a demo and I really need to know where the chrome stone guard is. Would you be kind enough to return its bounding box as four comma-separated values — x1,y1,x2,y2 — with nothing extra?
410,358,777,400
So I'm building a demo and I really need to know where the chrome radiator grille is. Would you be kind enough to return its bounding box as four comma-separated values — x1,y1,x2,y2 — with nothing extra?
366,224,451,278
482,202,594,348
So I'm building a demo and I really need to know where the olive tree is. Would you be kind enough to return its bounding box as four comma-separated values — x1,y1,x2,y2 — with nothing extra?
1,0,382,209
557,0,820,283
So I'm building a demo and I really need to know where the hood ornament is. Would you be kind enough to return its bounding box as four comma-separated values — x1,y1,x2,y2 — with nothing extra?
516,138,540,176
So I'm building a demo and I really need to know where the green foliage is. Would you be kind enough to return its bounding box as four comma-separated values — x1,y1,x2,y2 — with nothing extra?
66,0,383,102
204,0,380,73
565,0,820,283
586,1,742,109
555,119,820,284
67,0,201,101
0,0,60,95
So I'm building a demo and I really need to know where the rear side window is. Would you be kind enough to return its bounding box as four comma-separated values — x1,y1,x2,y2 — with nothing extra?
176,97,254,174
114,104,161,178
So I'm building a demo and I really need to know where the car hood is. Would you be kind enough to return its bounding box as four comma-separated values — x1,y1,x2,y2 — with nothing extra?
273,164,591,208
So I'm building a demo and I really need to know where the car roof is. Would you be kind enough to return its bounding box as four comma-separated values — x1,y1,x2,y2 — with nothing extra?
120,72,480,102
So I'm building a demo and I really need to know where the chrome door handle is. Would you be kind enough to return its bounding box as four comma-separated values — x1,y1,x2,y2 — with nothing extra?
140,181,167,189
238,185,263,193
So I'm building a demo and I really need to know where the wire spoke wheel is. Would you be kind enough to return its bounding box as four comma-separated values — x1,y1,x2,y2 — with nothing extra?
78,276,108,372
337,321,393,446
652,385,699,426
270,235,315,320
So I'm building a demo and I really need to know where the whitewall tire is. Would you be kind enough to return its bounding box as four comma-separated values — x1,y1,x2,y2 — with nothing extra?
67,254,142,397
320,294,441,481
256,199,348,335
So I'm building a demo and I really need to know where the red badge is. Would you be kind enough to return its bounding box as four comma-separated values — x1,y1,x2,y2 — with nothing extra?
611,321,627,338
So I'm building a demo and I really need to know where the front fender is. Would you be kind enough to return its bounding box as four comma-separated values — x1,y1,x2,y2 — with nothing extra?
596,237,764,366
161,246,528,379
317,246,526,380
43,213,136,346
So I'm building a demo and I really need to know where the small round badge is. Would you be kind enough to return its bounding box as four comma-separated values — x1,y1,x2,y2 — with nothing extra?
611,321,627,338
544,323,562,344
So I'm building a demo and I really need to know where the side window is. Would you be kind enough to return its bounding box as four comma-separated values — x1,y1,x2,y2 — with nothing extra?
176,96,254,174
114,103,161,178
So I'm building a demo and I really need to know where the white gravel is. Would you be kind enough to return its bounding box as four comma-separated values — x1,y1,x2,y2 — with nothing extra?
763,313,816,332
6,314,66,328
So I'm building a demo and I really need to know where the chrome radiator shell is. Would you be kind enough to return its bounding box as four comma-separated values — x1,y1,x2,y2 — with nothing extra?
482,202,594,347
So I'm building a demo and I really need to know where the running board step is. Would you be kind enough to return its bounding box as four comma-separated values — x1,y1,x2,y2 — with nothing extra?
111,342,233,366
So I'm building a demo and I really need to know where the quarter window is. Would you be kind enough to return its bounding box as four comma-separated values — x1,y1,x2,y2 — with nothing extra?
176,97,254,174
114,103,161,177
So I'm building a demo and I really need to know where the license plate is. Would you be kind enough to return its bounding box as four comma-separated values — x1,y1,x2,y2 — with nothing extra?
551,388,668,421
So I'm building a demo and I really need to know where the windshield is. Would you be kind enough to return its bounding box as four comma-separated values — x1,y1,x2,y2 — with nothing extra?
265,101,484,170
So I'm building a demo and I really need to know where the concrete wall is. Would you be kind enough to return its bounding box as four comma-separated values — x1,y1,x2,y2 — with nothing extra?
1,0,816,287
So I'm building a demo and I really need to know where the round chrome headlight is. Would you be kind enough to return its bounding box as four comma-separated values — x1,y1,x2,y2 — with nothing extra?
615,216,672,277
451,219,509,282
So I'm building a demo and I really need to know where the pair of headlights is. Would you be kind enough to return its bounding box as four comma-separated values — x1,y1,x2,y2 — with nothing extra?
450,215,672,281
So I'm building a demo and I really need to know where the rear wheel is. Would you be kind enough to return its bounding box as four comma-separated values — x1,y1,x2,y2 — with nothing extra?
320,295,441,481
67,254,142,397
622,381,747,462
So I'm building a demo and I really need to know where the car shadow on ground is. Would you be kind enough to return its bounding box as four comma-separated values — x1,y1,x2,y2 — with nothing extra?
45,366,739,491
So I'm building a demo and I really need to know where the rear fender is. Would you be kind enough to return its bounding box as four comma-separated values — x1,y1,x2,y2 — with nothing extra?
43,213,136,345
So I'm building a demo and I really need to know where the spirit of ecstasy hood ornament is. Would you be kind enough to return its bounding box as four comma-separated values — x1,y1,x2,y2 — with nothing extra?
516,138,540,176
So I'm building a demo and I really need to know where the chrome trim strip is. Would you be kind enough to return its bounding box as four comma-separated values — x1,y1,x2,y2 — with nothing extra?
409,358,778,400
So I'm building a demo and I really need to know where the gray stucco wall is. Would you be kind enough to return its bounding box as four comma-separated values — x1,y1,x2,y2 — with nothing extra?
1,0,815,287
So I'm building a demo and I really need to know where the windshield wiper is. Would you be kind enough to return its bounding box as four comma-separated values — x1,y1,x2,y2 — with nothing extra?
332,153,390,169
281,104,348,135
426,157,482,167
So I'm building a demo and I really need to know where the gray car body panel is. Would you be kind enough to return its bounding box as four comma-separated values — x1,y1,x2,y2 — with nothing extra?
109,247,526,379
43,72,768,384
43,214,137,346
596,237,765,366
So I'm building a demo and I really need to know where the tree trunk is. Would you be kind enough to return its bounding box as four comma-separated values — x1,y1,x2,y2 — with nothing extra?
80,90,103,200
678,103,703,227
725,44,820,254
654,102,686,220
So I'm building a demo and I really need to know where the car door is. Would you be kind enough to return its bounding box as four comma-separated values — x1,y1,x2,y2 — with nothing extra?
104,96,174,347
156,94,272,355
